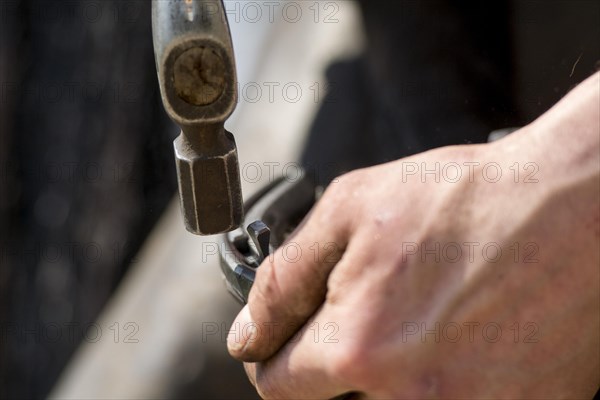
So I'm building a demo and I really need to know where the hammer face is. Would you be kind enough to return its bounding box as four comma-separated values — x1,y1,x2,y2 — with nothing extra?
174,130,243,235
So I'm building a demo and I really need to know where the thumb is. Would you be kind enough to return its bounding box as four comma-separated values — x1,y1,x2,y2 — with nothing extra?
227,187,352,362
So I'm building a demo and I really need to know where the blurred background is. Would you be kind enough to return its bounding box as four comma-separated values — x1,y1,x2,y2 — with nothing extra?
0,0,598,399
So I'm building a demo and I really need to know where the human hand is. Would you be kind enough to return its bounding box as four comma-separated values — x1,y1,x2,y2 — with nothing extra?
227,73,600,399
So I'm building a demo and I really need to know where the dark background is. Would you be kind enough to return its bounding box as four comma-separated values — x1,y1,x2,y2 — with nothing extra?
0,1,177,397
303,0,600,183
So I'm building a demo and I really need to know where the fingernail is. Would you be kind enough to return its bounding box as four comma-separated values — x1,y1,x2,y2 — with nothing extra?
228,306,254,354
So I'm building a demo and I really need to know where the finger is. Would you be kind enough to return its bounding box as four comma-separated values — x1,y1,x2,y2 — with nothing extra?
242,306,356,400
228,180,355,361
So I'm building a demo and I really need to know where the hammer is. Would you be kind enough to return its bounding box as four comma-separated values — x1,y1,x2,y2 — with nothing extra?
152,0,243,235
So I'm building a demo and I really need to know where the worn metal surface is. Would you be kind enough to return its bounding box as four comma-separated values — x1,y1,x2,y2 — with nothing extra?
173,47,227,106
152,0,243,235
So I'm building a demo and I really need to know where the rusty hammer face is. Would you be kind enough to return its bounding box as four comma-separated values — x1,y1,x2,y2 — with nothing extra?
152,0,243,235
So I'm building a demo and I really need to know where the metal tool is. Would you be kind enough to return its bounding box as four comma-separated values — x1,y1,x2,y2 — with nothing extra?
219,176,317,303
152,0,243,235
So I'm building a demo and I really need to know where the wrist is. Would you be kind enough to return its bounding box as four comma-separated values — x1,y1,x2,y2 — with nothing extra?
491,72,599,190
529,72,599,183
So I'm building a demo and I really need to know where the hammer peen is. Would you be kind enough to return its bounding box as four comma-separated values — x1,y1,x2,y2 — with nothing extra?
152,0,243,235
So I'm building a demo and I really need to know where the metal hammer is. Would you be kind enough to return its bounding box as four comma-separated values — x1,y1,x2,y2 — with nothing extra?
152,0,243,235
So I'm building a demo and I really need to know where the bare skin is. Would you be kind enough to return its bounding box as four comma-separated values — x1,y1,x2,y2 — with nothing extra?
228,72,600,399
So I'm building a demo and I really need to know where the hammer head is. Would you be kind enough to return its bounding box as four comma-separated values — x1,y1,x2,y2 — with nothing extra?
152,0,243,235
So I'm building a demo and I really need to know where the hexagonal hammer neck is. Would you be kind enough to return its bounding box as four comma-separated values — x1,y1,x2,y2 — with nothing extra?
180,123,234,157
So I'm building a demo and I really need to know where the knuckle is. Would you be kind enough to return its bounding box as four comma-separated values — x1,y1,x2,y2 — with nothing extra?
330,170,361,193
315,169,369,235
324,168,371,205
328,340,373,388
